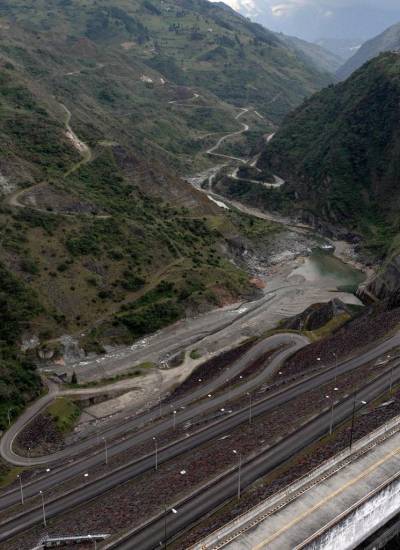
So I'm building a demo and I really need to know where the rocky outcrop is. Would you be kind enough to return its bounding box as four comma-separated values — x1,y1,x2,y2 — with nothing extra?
362,255,400,301
283,298,353,332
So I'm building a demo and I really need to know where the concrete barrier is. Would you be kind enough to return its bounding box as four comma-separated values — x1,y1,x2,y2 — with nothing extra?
190,412,400,550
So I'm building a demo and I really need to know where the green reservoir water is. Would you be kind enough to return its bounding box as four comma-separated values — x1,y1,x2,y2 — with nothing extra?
291,248,366,293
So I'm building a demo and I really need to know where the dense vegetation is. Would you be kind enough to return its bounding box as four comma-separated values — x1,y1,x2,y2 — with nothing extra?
337,22,400,80
0,0,330,418
257,53,400,258
0,264,43,430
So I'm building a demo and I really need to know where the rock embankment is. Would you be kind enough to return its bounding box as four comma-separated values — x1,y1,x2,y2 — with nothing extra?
283,298,353,332
362,255,400,301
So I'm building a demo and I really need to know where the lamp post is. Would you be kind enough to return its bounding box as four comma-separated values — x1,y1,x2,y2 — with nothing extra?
7,408,12,426
349,396,367,451
102,437,108,465
325,395,334,436
247,392,252,425
153,436,158,471
163,506,178,549
172,410,177,430
389,366,394,394
39,490,47,527
232,449,242,501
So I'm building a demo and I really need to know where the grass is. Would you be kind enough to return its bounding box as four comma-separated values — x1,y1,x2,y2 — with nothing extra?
46,397,81,433
0,464,23,490
303,313,352,342
190,349,202,360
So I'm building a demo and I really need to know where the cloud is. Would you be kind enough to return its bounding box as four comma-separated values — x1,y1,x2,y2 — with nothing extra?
214,0,400,18
216,0,262,16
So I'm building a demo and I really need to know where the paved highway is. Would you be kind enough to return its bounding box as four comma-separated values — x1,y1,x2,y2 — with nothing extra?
0,335,399,541
0,335,306,508
109,367,400,550
1,330,301,466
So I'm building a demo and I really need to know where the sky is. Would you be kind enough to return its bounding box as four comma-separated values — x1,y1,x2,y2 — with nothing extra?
213,0,400,42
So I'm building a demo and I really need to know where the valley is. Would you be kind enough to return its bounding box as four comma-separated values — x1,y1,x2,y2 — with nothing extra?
1,2,400,550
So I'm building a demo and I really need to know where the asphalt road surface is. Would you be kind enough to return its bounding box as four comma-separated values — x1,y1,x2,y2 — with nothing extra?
109,367,400,550
1,335,399,542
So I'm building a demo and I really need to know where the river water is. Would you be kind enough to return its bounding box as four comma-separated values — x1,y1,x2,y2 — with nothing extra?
291,247,366,293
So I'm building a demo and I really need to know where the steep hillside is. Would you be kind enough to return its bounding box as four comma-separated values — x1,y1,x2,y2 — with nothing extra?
280,34,343,74
337,22,400,80
0,0,331,130
0,0,328,353
0,0,332,418
316,38,362,61
254,53,400,298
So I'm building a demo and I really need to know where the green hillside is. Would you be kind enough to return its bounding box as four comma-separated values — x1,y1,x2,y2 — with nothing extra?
337,22,400,80
253,53,400,297
0,0,333,420
279,34,343,74
0,0,331,133
0,0,333,344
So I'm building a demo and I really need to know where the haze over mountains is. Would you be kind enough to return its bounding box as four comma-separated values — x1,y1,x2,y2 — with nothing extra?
338,21,400,79
215,0,400,60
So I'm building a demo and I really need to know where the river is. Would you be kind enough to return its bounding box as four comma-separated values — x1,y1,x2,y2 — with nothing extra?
291,247,366,294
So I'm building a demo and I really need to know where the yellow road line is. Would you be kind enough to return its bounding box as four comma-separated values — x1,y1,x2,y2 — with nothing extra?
252,446,400,550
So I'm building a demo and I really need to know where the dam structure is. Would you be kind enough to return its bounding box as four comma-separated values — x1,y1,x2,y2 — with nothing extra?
191,414,400,550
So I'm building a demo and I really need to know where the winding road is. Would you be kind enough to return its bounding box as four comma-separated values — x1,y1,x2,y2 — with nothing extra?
1,333,400,542
5,103,93,214
0,90,391,549
109,365,400,550
206,108,250,163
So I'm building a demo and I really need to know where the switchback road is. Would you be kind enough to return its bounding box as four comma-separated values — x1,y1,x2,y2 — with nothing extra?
108,366,400,550
1,334,400,541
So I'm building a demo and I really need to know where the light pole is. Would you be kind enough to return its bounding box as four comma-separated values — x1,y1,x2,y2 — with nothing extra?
7,408,12,426
389,366,394,394
247,392,252,425
159,395,162,418
102,437,108,465
39,490,47,527
349,396,367,451
172,410,177,430
163,505,178,549
325,395,334,436
88,535,97,550
232,449,242,500
153,436,158,471
17,473,24,505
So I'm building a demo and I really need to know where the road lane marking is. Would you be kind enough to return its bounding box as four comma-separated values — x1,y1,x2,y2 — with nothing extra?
252,445,400,549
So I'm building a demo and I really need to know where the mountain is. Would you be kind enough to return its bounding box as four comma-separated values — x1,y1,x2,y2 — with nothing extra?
251,53,400,298
337,22,400,80
315,38,361,62
0,0,331,128
280,34,343,74
0,0,333,423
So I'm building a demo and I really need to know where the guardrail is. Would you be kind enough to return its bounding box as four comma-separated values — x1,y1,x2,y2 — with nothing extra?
189,411,400,549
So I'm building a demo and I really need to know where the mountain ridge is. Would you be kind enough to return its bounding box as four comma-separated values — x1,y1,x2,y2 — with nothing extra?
337,21,400,80
251,52,400,299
